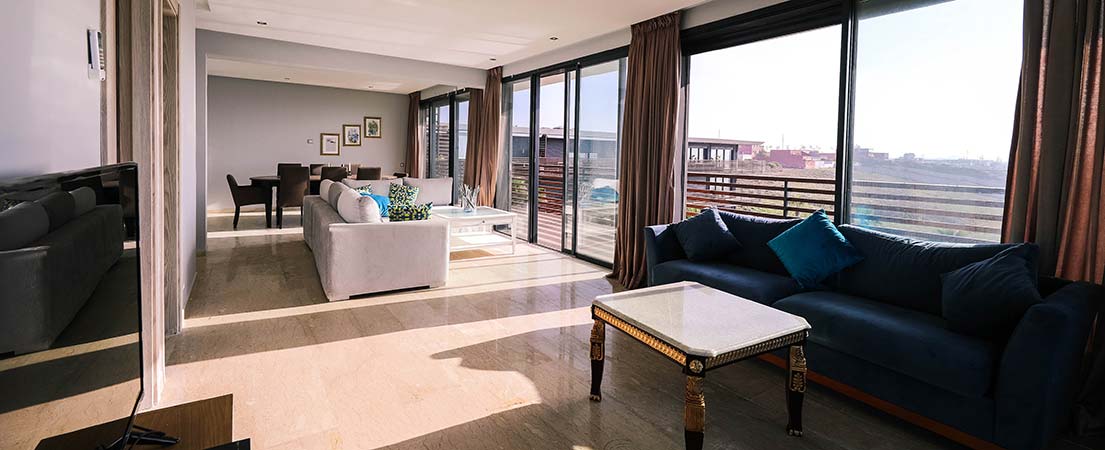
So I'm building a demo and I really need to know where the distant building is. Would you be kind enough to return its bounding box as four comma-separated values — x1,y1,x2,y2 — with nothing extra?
854,147,890,160
686,137,764,162
763,149,835,169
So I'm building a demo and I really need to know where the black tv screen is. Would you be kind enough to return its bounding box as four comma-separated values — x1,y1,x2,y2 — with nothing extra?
0,163,143,449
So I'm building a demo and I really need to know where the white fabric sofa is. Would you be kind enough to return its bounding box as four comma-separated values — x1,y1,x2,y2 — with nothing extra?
302,195,449,301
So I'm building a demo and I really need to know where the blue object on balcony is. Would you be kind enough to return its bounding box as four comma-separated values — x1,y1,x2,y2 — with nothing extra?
590,185,618,203
643,211,1101,450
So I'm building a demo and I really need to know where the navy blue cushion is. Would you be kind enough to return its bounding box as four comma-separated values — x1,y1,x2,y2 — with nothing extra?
718,212,799,275
768,210,862,288
674,208,741,262
837,225,1016,315
651,260,801,305
941,244,1042,339
774,291,998,398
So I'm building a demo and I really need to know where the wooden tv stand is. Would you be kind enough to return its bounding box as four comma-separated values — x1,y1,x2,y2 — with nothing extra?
36,394,236,450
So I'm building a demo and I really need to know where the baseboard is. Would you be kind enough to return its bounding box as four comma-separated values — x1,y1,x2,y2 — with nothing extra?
758,354,1004,450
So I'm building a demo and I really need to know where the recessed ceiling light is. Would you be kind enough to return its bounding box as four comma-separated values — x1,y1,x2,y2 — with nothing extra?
489,57,497,61
256,20,268,26
549,36,559,41
283,77,290,80
368,85,374,89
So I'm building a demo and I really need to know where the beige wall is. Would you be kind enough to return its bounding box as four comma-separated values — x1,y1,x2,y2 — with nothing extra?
205,76,408,212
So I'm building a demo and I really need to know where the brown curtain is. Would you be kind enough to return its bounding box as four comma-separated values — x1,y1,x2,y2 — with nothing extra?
463,67,503,205
1002,0,1105,435
1003,0,1104,282
611,11,682,289
405,92,422,177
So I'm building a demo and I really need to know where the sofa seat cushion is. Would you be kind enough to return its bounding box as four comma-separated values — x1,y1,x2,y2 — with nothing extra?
774,291,997,398
651,260,801,305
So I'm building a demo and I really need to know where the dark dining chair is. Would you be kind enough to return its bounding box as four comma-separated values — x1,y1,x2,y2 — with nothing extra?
393,172,409,178
227,174,271,229
309,164,324,176
356,167,382,180
320,166,346,183
277,163,302,173
276,166,309,228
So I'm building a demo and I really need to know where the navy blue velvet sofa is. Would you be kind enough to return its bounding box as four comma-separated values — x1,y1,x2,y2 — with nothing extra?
644,212,1101,450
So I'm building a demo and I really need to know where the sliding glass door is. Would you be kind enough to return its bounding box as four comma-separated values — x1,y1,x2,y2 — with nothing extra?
501,55,627,265
685,25,842,220
848,0,1021,243
576,60,625,263
426,98,451,179
680,0,1021,244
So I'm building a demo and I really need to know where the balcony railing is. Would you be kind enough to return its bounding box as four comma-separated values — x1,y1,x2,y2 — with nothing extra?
503,159,1005,254
686,171,1004,243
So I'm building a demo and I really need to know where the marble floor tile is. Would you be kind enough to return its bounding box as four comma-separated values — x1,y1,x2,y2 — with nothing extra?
9,217,1086,449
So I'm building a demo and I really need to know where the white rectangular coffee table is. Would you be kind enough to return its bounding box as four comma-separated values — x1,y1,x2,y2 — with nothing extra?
433,206,518,254
590,281,812,449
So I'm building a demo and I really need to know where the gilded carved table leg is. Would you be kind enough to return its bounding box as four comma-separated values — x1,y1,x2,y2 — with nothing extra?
589,319,605,402
685,375,705,450
786,344,807,436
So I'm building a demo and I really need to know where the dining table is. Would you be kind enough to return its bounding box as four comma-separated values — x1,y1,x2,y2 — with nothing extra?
248,173,399,228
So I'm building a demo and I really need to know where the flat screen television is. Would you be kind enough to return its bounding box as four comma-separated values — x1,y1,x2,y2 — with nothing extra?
0,163,174,449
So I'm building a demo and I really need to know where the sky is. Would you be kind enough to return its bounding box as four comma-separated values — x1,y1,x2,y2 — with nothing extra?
689,0,1022,160
507,0,1023,162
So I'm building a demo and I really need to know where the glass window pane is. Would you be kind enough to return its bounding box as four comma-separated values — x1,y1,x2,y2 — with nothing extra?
849,0,1021,243
427,101,450,179
455,92,470,197
686,26,841,220
536,73,566,250
506,80,531,240
577,59,624,264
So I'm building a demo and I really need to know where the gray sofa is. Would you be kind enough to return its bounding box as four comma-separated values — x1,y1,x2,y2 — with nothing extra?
302,195,449,301
0,197,124,354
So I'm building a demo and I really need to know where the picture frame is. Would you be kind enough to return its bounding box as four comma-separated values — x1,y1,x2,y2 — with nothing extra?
363,116,382,139
320,133,340,156
342,124,362,146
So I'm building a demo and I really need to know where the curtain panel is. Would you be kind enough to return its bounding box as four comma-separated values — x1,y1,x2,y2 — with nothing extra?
463,66,504,205
405,92,422,177
1003,0,1104,283
1001,0,1105,435
611,11,683,289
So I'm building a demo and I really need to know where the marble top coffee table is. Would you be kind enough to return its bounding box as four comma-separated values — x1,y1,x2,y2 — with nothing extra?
589,281,812,449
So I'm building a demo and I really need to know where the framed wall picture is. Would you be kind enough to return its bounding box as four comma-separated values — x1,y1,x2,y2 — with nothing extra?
342,124,362,146
364,116,382,139
320,133,340,156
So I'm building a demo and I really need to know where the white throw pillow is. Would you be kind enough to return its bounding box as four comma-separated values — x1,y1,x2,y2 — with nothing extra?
402,177,453,206
327,182,352,207
336,188,381,223
319,179,334,201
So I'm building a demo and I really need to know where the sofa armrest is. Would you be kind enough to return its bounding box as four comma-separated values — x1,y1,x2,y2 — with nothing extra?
644,224,684,286
322,220,450,299
995,281,1102,450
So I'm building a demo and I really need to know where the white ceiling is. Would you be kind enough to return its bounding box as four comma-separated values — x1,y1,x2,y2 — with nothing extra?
196,0,707,69
206,58,435,93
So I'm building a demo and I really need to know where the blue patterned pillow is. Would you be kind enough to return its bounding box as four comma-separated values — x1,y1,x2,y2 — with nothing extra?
390,202,432,221
389,183,419,207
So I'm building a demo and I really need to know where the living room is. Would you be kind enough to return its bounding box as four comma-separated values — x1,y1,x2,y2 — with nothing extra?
2,0,1104,449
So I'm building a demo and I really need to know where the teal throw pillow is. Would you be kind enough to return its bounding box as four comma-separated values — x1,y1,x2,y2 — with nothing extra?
368,194,390,218
767,210,863,288
940,244,1041,339
389,183,419,207
390,202,432,222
